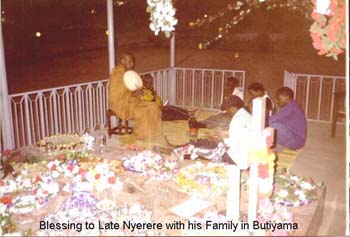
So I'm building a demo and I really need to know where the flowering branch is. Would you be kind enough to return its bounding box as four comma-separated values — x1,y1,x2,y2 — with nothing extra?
309,0,346,60
147,0,178,38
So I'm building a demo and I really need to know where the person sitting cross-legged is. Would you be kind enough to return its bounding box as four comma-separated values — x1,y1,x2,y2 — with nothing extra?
141,74,200,121
220,95,253,168
190,77,241,130
269,87,307,151
108,53,163,141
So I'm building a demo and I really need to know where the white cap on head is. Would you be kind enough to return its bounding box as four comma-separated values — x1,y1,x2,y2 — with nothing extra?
123,70,143,91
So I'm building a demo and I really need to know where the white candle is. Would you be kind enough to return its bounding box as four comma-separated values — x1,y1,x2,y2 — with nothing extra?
226,165,240,222
248,162,259,226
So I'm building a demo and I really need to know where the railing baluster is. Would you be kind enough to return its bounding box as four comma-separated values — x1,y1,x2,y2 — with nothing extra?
44,97,49,136
78,87,83,133
13,101,20,147
191,70,195,107
220,72,225,105
305,76,311,119
24,95,32,146
29,96,35,143
317,77,323,120
92,85,96,130
182,69,185,107
38,93,45,139
52,90,59,134
201,70,204,108
211,71,214,109
330,78,336,122
65,88,72,133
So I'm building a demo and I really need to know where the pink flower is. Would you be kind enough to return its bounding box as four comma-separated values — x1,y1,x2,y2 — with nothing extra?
108,176,116,184
258,163,270,179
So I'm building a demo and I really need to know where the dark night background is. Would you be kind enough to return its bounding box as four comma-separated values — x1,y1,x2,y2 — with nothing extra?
1,0,346,93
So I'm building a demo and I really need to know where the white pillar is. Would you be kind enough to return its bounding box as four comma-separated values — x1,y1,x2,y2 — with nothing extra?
170,33,176,104
0,17,15,150
170,33,175,67
107,0,115,73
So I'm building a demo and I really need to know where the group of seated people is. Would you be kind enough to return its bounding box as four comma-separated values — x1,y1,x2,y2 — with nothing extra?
108,53,307,156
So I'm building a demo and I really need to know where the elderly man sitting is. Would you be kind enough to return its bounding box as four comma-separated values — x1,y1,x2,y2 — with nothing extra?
108,53,163,141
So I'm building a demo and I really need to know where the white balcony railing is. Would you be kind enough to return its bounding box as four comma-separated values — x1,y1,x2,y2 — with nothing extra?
284,70,346,122
9,67,246,148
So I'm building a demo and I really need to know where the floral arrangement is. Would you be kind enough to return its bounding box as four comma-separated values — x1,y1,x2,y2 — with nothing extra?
257,198,295,236
175,162,228,197
36,133,84,152
272,171,318,207
46,158,124,193
146,0,178,38
1,149,24,178
248,129,276,197
172,142,227,161
122,150,179,180
1,171,60,214
309,0,346,60
0,203,16,236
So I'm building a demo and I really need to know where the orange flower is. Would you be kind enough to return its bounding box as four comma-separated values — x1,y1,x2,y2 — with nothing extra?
58,154,66,161
1,196,12,205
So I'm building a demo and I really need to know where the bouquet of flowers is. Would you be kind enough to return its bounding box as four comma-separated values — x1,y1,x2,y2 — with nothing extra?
147,0,178,37
309,0,346,60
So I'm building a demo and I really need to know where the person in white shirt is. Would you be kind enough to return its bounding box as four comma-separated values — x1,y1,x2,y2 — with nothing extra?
221,95,253,169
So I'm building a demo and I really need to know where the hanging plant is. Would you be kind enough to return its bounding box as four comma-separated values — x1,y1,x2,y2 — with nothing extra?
147,0,178,38
309,0,346,60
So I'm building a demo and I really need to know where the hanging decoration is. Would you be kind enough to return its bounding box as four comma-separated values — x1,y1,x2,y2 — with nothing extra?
147,0,178,38
309,0,346,60
189,0,313,50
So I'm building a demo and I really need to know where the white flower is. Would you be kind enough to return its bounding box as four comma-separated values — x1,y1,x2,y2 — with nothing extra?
294,189,306,201
21,169,28,176
278,189,289,198
51,170,60,179
112,178,123,191
63,183,71,193
0,203,7,214
148,0,177,37
300,181,314,190
46,182,60,195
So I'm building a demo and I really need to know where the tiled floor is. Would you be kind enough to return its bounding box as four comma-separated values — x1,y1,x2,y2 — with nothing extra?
290,122,347,235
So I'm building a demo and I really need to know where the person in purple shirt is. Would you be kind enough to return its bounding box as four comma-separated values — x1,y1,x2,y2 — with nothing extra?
269,87,307,150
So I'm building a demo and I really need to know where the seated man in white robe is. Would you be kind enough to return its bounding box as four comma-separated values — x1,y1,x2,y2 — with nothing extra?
221,95,253,168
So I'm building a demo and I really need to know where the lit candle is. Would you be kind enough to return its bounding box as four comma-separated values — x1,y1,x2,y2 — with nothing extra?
226,165,240,221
